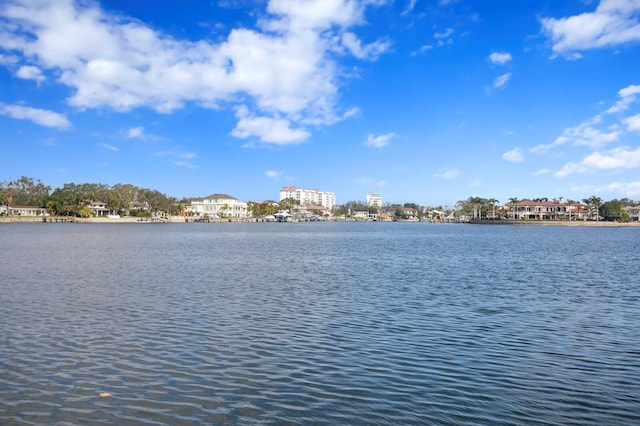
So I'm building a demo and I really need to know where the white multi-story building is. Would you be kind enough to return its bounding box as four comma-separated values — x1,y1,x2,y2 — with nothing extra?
366,192,383,208
280,186,336,210
188,193,249,218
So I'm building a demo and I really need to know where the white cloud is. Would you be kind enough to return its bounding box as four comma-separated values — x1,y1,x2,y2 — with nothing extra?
434,28,454,39
365,132,395,148
402,0,418,16
15,65,44,83
341,32,391,60
0,103,70,128
488,52,512,65
0,53,19,65
606,84,640,113
623,113,640,132
433,168,460,179
541,0,640,56
571,181,640,197
502,147,524,163
127,126,146,139
532,168,551,175
0,0,387,143
232,106,310,144
492,72,512,89
532,115,621,153
411,44,433,55
555,146,640,177
175,161,198,169
99,143,119,151
266,170,283,178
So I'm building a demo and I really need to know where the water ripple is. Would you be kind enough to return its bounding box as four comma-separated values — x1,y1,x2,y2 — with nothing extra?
1,223,639,424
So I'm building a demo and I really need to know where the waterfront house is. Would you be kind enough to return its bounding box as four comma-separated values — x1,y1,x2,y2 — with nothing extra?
352,210,370,220
188,193,249,219
300,204,329,219
3,205,47,216
402,207,418,219
89,201,110,216
378,212,393,221
625,205,640,222
505,198,589,220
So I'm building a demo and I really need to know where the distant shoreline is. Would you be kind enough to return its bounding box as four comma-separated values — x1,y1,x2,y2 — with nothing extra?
469,219,640,227
2,217,640,227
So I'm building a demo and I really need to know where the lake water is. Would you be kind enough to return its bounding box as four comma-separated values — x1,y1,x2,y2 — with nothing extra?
1,222,639,425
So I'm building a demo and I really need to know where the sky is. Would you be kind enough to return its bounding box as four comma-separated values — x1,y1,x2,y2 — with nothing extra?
1,0,640,207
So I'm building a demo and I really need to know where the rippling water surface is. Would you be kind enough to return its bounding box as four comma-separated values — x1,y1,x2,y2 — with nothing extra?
1,222,639,425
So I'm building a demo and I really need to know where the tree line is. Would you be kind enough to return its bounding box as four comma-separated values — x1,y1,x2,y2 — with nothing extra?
1,177,179,217
2,177,637,221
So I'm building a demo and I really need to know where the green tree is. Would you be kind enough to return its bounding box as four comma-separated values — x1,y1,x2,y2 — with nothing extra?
279,197,300,212
111,183,139,215
600,200,630,222
248,200,280,218
457,196,491,219
3,176,51,206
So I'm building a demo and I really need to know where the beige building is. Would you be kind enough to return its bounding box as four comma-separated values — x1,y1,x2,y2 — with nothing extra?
505,199,589,220
366,192,383,208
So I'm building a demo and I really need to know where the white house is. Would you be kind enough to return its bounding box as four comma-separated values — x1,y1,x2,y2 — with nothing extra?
3,205,47,216
188,193,249,218
89,201,110,216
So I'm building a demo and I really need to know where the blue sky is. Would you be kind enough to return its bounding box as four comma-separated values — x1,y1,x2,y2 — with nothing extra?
1,0,640,207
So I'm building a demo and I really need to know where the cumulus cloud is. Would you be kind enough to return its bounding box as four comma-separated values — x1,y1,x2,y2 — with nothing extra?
433,168,460,179
492,72,512,89
232,106,310,144
365,132,395,148
15,65,45,83
0,0,388,145
571,181,640,197
266,170,283,178
606,84,640,113
555,146,640,177
624,113,640,131
127,126,146,139
541,0,640,57
0,103,70,128
488,52,512,65
502,147,524,163
532,115,621,153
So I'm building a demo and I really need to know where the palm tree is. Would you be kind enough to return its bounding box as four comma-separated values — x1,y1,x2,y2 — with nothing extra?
487,198,499,220
583,196,602,221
